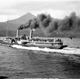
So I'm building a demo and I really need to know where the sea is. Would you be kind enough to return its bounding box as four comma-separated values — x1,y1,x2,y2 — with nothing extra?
0,37,80,79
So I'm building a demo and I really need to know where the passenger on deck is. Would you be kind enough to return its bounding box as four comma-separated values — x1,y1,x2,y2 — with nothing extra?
21,34,27,40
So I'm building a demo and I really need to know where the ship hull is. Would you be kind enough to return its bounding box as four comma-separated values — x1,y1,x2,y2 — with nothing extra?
0,38,67,49
20,41,67,49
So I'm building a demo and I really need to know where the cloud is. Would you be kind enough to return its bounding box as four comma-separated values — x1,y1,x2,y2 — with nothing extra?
11,0,80,17
0,0,80,21
31,9,71,19
0,15,20,22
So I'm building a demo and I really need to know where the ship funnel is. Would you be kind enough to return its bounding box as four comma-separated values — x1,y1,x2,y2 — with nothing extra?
16,29,19,38
29,29,35,40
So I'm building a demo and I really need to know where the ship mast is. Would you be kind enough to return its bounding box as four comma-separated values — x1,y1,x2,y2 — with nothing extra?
6,19,9,37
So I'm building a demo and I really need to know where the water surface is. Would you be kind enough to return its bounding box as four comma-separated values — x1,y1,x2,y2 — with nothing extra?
0,45,80,78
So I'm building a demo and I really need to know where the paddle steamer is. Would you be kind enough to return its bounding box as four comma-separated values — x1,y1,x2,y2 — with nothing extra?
13,29,67,49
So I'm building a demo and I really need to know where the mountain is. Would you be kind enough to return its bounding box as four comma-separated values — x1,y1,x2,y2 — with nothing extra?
0,13,36,31
8,13,36,24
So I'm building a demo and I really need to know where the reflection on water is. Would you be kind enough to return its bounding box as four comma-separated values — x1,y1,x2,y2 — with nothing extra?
62,56,80,78
0,44,80,78
26,51,80,78
27,51,63,78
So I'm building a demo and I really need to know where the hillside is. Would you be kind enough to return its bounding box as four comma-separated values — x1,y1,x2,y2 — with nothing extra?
9,13,36,24
0,13,36,31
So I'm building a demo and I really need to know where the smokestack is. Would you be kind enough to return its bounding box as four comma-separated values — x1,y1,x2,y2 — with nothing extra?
16,29,19,38
29,29,33,40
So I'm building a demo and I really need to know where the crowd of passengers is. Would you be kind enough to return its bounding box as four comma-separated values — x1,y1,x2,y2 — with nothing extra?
16,34,62,42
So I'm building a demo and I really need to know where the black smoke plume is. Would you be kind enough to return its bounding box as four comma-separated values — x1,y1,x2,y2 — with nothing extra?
18,12,80,36
37,13,58,35
18,18,39,30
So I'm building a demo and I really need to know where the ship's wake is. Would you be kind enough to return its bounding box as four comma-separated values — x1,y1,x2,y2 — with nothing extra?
11,45,80,54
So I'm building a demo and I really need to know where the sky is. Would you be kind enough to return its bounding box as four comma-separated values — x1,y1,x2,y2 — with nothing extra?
0,0,80,22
